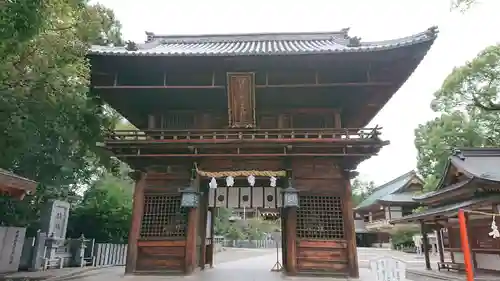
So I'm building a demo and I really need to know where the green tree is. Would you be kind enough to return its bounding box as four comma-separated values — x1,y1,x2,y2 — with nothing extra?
67,166,133,242
214,208,232,236
391,229,417,248
415,45,500,192
0,1,123,234
226,225,244,241
351,178,375,206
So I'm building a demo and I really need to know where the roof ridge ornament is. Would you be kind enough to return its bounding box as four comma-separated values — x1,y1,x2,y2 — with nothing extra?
452,149,466,160
341,27,362,47
425,26,439,37
125,41,138,51
347,36,362,47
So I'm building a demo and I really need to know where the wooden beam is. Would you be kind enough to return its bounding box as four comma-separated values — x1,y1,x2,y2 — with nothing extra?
255,81,391,88
92,81,392,90
94,85,225,89
115,153,378,158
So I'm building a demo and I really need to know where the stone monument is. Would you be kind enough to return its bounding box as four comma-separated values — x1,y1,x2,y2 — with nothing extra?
39,200,71,268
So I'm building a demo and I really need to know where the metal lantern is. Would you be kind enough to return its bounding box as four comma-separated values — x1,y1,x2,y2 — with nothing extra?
209,177,217,189
180,186,200,208
282,178,299,208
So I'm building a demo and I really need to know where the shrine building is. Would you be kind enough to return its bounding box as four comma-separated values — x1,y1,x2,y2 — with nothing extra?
89,26,438,278
355,170,424,247
391,148,500,275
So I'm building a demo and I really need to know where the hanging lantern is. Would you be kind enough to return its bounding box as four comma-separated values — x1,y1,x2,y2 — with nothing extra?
282,178,299,208
270,176,277,187
247,175,255,187
209,177,217,189
180,186,200,208
226,176,235,187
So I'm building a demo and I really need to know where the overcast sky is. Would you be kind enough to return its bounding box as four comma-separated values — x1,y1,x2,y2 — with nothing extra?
94,0,500,186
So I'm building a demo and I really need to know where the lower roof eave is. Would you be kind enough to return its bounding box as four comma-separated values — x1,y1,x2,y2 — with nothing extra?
390,195,500,225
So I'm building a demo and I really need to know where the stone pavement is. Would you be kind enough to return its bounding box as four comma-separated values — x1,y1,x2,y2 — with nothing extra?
67,247,427,281
4,247,446,281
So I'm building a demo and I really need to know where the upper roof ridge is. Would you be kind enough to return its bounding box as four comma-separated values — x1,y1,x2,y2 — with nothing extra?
144,30,351,44
371,170,416,192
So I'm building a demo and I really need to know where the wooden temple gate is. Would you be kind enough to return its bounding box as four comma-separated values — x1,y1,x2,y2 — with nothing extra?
90,27,437,277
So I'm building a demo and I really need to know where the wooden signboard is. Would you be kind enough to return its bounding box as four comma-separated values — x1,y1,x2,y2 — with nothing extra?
226,73,256,128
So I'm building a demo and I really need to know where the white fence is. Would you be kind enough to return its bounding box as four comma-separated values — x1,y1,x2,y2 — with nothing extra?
92,243,127,266
217,239,279,249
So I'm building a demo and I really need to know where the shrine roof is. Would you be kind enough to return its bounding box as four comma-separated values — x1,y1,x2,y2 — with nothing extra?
90,26,438,57
448,148,500,182
415,148,500,201
0,168,37,194
390,196,500,224
378,192,416,203
354,170,423,210
413,179,471,201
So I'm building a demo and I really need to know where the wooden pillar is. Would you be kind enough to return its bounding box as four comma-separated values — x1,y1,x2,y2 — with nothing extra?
436,226,445,264
125,171,146,274
184,207,198,274
209,207,215,268
458,209,474,281
420,221,431,270
281,207,288,269
198,190,209,270
343,176,359,278
285,208,297,275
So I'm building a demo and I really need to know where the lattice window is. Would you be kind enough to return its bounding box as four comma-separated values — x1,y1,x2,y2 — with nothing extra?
140,194,188,239
296,195,344,239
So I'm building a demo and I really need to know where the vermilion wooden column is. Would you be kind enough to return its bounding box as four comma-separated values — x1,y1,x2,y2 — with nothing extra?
458,209,474,281
343,178,359,278
125,171,146,274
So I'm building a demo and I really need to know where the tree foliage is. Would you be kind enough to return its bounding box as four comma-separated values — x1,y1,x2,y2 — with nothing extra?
351,178,375,206
415,45,500,191
0,1,124,235
67,166,133,242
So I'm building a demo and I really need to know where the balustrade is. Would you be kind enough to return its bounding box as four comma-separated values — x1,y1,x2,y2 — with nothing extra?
106,127,381,142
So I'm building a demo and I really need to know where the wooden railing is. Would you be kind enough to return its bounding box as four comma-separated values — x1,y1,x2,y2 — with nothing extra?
106,127,382,142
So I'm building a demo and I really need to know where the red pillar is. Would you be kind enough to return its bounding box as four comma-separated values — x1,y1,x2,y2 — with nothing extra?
458,209,474,281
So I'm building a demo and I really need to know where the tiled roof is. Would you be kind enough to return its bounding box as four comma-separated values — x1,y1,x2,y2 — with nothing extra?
427,148,500,193
90,26,438,57
0,169,37,184
390,196,500,224
413,179,471,201
354,171,420,210
0,168,37,192
378,192,416,203
451,148,500,182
